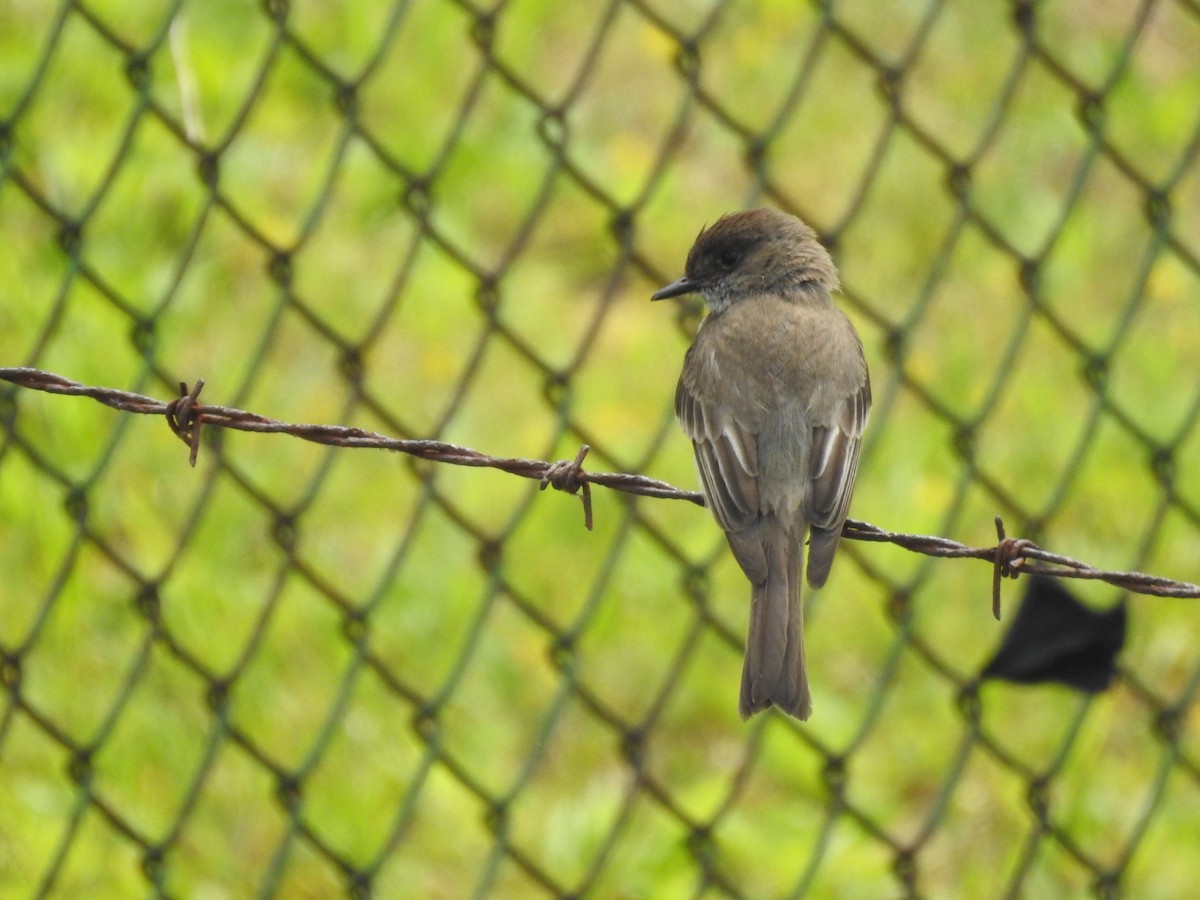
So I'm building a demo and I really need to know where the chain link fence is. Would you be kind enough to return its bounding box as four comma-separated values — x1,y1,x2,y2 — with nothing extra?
2,1,1199,897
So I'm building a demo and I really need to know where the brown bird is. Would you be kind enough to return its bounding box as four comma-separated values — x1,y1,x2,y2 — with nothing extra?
652,208,870,720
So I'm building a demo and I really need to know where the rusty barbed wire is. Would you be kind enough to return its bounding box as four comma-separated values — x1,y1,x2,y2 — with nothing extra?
5,366,1197,607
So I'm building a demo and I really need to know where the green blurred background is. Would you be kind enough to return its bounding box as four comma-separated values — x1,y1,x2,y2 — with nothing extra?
2,1,1199,897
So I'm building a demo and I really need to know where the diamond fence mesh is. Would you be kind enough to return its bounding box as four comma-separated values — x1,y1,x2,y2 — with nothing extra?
2,1,1200,897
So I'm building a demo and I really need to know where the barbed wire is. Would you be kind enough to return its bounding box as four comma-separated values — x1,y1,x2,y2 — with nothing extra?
5,366,1197,610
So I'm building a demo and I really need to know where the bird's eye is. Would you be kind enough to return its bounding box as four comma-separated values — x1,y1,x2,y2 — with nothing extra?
717,250,741,271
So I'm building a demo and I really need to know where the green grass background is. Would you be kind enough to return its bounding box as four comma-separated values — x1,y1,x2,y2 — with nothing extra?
1,1,1199,897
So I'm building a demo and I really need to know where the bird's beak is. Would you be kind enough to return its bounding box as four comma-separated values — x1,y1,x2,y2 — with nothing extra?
651,276,697,301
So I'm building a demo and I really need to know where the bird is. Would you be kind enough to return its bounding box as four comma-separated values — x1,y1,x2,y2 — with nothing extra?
651,208,870,720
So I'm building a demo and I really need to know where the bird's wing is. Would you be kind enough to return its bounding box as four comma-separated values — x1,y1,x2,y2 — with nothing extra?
807,377,871,530
675,377,760,536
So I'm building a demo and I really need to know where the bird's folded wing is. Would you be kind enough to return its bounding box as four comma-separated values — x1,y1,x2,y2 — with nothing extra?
807,379,871,530
676,380,760,535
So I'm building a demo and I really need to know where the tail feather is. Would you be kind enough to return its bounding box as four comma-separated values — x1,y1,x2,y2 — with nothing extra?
739,527,810,720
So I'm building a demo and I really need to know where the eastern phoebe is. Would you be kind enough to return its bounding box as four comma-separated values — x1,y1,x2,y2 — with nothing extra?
652,208,871,720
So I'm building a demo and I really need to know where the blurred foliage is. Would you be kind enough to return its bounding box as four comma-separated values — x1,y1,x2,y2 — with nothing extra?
1,0,1199,897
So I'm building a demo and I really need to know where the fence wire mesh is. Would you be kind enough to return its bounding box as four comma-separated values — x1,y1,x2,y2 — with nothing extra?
2,1,1199,897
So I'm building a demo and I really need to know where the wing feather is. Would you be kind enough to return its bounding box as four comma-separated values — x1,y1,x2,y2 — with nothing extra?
807,379,871,529
676,378,760,535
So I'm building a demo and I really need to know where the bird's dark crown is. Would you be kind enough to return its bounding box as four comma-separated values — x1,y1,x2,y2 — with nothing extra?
682,208,839,311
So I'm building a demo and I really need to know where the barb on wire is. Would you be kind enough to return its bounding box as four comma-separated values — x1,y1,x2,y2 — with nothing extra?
3,367,1198,603
166,379,206,466
539,444,594,530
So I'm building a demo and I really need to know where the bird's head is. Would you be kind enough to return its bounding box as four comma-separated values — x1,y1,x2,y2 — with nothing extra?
651,208,838,313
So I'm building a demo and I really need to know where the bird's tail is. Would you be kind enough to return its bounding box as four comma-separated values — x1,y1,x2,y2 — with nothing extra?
739,527,810,720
